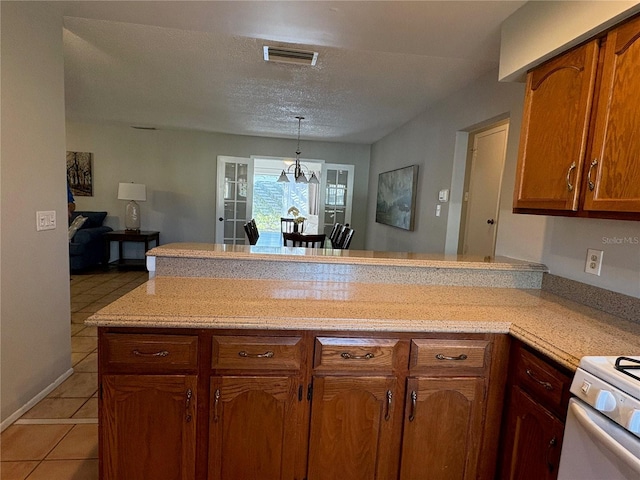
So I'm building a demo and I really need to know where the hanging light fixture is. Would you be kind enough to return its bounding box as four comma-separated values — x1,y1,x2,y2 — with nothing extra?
277,116,320,184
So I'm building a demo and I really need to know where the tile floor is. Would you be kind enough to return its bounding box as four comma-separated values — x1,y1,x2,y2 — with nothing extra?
1,268,148,480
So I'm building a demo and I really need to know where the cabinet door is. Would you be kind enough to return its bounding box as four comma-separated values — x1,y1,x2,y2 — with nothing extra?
584,15,640,212
208,376,304,480
399,377,485,480
513,40,599,211
500,386,565,480
307,376,399,480
101,375,197,480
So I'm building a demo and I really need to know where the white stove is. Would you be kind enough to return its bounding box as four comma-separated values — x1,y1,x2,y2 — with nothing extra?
558,356,640,479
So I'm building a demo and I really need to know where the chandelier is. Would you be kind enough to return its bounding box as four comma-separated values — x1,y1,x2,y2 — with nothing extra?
277,116,320,184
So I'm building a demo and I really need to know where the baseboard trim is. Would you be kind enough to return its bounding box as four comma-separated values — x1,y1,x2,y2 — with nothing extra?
0,367,74,432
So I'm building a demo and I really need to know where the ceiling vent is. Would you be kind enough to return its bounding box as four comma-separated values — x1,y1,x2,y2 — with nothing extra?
263,46,318,66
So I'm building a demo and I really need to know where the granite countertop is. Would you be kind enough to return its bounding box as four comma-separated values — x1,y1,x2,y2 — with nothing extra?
147,243,549,271
87,276,640,371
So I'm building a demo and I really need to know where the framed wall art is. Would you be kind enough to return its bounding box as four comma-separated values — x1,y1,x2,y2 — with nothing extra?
375,165,419,230
67,151,93,196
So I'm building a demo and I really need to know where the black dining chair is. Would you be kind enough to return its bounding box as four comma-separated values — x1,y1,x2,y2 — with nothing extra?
243,219,259,245
283,232,326,248
328,223,342,247
334,226,354,249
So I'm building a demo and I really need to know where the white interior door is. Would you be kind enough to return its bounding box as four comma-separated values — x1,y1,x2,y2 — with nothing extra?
319,164,354,237
461,122,508,257
215,156,253,244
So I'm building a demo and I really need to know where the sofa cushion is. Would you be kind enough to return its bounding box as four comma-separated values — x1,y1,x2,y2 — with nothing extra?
71,211,107,229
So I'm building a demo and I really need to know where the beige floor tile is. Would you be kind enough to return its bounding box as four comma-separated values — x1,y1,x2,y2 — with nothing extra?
71,398,97,419
21,398,86,420
70,312,91,324
24,459,98,480
73,353,97,373
71,352,89,367
0,425,71,461
47,373,97,399
69,324,85,336
0,461,39,480
71,337,97,353
74,326,97,337
46,425,98,460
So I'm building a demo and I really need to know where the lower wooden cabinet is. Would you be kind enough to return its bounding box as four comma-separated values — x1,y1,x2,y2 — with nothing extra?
99,329,509,480
399,377,485,480
101,374,197,479
208,375,303,480
498,341,571,480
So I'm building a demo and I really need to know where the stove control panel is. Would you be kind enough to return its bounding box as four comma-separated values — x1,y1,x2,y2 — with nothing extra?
571,368,640,437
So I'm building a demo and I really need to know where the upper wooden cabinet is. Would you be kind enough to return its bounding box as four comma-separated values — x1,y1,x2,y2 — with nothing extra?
514,14,640,218
514,39,599,211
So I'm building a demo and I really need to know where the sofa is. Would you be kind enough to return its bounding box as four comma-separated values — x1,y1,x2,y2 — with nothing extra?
69,211,113,271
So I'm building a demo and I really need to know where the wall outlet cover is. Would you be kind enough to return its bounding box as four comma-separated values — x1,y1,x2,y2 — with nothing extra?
585,248,603,276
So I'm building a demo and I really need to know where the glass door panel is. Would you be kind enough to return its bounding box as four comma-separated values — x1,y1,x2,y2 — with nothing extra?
216,156,253,245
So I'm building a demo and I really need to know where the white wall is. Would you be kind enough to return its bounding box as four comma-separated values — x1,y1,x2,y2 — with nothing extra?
66,122,370,250
1,2,72,424
369,66,640,299
367,69,526,255
500,1,640,81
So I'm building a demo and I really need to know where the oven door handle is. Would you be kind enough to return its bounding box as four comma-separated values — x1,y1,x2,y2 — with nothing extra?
568,401,640,475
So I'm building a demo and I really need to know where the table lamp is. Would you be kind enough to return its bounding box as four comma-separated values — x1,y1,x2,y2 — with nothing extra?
118,182,146,232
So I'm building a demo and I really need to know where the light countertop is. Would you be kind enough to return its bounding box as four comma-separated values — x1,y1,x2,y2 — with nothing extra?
87,276,640,371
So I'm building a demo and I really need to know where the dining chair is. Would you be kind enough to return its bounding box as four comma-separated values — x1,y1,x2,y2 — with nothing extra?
334,227,354,249
283,232,326,248
328,223,342,247
281,217,304,233
243,219,259,245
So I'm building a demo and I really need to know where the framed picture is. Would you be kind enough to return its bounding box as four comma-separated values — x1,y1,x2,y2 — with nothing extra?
375,165,419,230
67,151,93,196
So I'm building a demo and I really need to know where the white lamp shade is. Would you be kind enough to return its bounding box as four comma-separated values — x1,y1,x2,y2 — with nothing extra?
118,183,147,201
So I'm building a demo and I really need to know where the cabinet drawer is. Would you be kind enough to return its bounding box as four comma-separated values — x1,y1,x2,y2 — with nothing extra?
313,337,399,372
514,347,571,416
212,336,303,371
409,339,489,374
102,333,198,372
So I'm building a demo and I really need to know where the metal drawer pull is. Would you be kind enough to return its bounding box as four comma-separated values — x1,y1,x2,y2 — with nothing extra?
238,350,274,358
340,352,374,360
408,391,417,422
566,161,577,191
385,390,393,421
588,159,598,191
526,369,553,390
185,389,193,423
435,353,468,361
132,349,169,357
213,388,221,423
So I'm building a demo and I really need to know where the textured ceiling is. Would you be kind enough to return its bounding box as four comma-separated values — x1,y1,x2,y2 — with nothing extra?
60,1,526,144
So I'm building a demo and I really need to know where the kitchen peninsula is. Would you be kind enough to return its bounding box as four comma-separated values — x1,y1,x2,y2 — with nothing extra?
88,244,640,480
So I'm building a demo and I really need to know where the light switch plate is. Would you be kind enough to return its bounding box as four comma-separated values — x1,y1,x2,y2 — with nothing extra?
36,210,56,231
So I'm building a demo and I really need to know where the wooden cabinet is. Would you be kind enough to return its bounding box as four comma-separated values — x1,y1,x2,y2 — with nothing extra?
208,334,308,480
514,14,640,218
498,341,572,480
99,333,198,480
99,329,508,480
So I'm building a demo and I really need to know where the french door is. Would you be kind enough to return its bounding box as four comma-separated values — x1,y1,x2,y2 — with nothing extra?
319,164,354,237
215,156,254,244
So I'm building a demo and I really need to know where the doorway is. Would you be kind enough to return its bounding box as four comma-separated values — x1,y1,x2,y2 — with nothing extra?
458,121,509,257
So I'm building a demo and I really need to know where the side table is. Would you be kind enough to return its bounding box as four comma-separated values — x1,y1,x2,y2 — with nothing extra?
103,230,160,270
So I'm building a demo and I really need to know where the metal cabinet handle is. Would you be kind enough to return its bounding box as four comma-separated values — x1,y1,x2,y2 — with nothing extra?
588,159,598,191
340,352,374,360
132,349,169,358
546,436,557,472
213,388,221,423
526,369,553,390
238,350,274,358
566,162,577,191
185,389,193,423
385,390,393,421
435,353,468,361
408,391,417,422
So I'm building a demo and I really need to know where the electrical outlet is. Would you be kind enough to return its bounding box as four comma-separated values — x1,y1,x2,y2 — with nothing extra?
435,204,441,217
36,210,56,231
585,248,603,276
